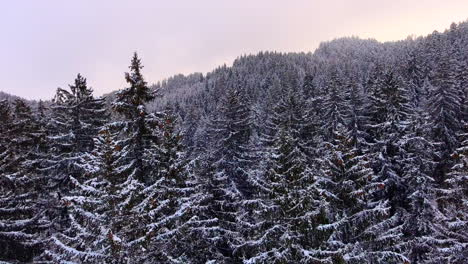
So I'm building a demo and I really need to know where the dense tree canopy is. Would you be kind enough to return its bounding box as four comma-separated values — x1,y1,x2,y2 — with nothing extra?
2,21,468,263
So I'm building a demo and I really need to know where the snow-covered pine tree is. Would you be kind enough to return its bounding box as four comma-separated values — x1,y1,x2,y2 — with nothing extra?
209,78,255,198
179,102,202,156
419,42,467,263
397,109,444,263
92,126,128,263
43,73,108,192
43,124,136,264
189,149,243,263
262,85,310,151
188,80,257,262
241,86,327,263
0,99,49,262
404,50,427,110
356,70,412,263
367,70,409,207
0,100,18,174
321,71,350,141
43,171,110,263
10,99,49,172
251,74,280,147
41,74,109,263
430,122,468,263
127,108,202,263
302,73,316,100
252,130,325,263
111,52,157,184
26,99,50,171
108,52,162,258
346,79,369,152
427,51,462,183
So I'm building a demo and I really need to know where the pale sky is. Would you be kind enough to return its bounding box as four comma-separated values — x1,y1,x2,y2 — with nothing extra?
1,0,467,100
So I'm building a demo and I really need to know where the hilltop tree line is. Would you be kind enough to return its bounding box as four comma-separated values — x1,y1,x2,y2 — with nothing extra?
1,21,468,263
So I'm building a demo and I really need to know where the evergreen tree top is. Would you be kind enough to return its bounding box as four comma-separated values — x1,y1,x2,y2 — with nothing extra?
69,73,93,100
129,52,143,73
114,52,156,112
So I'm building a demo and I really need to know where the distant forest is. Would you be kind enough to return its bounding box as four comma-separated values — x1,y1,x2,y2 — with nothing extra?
0,21,467,263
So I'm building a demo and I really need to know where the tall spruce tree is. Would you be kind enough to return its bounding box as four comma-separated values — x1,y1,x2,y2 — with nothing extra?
241,87,327,263
321,72,350,140
316,123,376,263
431,122,468,263
108,52,163,259
190,81,256,262
427,53,462,183
398,109,443,263
127,109,201,263
209,79,255,198
43,73,107,191
0,100,49,262
346,79,369,152
367,71,409,208
111,52,157,184
351,70,412,263
41,74,109,262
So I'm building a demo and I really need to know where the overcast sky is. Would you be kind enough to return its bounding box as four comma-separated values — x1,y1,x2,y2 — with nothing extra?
1,0,467,100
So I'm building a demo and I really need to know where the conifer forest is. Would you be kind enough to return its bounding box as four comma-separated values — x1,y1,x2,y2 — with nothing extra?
1,21,468,263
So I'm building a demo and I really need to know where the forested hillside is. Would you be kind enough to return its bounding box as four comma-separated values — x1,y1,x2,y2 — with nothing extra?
1,21,467,263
